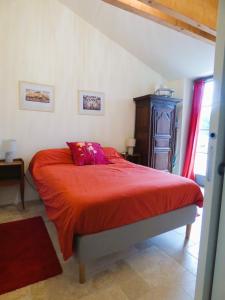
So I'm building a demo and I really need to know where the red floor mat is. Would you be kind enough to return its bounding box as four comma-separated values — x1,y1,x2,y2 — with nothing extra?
0,216,62,295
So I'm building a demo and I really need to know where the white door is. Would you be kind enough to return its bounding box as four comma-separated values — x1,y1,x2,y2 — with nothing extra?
195,0,225,299
211,181,225,298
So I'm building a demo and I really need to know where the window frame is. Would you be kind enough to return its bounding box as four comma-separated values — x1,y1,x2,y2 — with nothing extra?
194,77,214,187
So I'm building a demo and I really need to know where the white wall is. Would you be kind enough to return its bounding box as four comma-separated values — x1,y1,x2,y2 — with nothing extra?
60,0,215,80
0,0,163,204
166,79,193,175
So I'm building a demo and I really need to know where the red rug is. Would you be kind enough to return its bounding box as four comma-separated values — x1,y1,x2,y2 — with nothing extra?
0,216,62,295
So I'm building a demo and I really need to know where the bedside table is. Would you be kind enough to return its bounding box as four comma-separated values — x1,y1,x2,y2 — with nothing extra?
0,159,25,209
122,153,141,164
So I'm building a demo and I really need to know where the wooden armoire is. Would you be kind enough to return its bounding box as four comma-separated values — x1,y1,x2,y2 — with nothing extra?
134,94,180,172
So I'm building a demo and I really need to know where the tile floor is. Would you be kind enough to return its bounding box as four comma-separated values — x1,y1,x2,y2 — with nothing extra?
0,201,203,300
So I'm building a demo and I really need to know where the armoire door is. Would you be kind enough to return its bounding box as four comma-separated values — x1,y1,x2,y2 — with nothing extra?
151,101,176,172
134,101,150,166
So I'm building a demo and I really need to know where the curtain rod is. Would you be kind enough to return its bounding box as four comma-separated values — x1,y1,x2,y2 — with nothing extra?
194,75,213,82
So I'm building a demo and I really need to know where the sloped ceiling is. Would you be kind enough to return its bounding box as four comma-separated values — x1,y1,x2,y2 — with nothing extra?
60,0,215,80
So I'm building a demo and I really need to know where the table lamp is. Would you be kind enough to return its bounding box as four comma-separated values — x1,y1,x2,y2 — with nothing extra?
126,138,136,155
3,139,17,163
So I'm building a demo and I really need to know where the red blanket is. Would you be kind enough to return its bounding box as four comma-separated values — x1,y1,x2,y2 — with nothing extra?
30,148,203,260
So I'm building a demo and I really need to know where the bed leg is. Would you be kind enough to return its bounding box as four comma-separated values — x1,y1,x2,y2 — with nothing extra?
79,263,86,284
185,224,192,240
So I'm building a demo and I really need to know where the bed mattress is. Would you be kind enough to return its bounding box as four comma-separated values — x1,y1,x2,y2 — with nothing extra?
30,148,203,260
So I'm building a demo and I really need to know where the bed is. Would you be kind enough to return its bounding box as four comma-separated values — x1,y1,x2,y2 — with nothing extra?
30,147,203,283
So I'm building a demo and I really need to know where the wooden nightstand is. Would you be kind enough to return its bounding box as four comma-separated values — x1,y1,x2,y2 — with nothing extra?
0,159,25,209
122,153,141,164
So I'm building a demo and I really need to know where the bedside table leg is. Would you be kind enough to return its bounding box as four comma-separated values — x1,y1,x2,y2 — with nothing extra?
20,180,25,209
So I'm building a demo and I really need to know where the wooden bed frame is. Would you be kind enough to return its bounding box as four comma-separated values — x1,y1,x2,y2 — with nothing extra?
74,204,197,283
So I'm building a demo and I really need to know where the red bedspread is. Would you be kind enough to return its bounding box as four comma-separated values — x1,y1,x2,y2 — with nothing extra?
30,148,203,260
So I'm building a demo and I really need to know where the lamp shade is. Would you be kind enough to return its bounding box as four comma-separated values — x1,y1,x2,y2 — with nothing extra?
126,138,136,147
3,139,17,153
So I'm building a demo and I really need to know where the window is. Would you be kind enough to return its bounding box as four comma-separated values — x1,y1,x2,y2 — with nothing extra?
194,80,214,185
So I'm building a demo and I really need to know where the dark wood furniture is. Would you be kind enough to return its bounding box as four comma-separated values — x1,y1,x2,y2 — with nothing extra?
122,153,141,164
134,94,180,172
0,159,25,209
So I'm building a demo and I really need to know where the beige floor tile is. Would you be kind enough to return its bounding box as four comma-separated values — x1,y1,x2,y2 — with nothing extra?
30,281,49,300
47,276,90,300
0,202,202,300
80,286,128,300
0,201,47,224
89,260,150,300
118,273,150,300
126,245,196,299
87,246,139,278
113,260,140,283
171,251,198,275
0,287,31,300
149,231,194,257
126,245,184,278
186,244,200,259
135,239,155,251
137,286,193,300
177,270,196,298
0,206,24,223
125,246,164,273
148,231,199,275
90,269,116,290
88,260,143,291
174,226,185,235
139,249,185,289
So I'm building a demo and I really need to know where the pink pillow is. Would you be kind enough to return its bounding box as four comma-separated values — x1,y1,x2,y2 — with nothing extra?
67,142,110,166
102,147,122,159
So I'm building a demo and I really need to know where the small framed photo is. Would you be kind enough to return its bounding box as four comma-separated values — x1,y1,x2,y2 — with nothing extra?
19,81,54,112
78,90,105,115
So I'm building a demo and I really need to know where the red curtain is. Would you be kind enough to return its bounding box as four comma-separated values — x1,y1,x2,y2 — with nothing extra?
182,79,205,180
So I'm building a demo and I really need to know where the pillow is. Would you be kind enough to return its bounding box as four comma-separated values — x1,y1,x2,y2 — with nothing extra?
67,142,110,166
102,147,122,159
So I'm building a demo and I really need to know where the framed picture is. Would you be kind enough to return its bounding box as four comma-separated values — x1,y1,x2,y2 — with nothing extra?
19,81,54,112
78,90,105,115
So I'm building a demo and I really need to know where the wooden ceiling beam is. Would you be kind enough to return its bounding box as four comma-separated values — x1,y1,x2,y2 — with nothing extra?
139,0,218,35
103,0,216,44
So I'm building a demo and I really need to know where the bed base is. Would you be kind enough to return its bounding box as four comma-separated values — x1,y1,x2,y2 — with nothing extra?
74,205,197,283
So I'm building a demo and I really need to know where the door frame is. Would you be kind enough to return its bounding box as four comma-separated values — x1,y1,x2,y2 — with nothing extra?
195,0,225,299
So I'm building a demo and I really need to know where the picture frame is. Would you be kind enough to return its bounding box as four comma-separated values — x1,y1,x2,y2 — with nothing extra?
78,90,105,115
19,81,54,112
